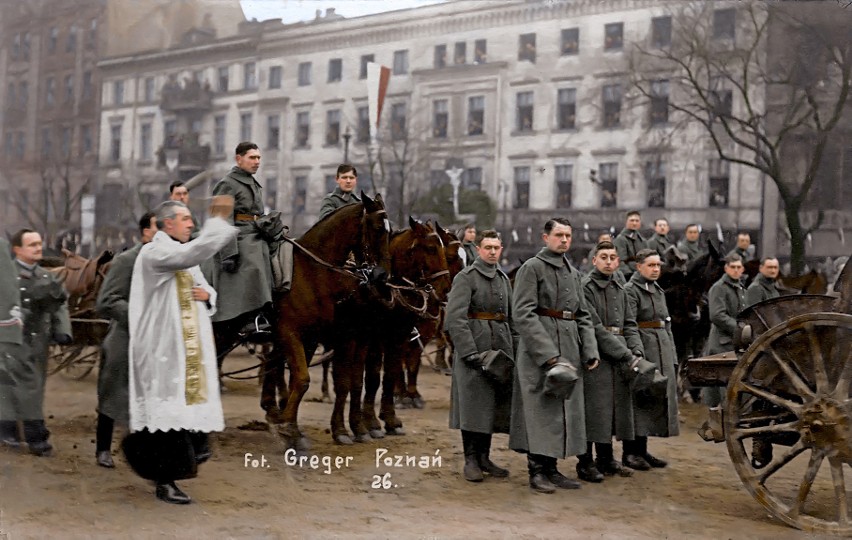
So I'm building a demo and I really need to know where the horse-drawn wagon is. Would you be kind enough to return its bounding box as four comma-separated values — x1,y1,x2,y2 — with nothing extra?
687,256,852,534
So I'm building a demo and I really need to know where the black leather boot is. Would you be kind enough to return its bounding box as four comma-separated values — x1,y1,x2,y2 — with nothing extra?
638,436,668,468
461,431,483,482
156,481,191,504
477,433,508,478
544,457,581,490
576,447,604,483
23,420,52,457
527,454,556,494
622,439,650,471
0,420,21,448
595,442,631,477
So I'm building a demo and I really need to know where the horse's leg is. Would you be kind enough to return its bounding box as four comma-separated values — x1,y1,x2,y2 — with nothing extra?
361,338,385,439
403,338,425,409
348,340,371,442
278,330,311,451
320,351,333,403
260,346,288,418
330,337,354,445
379,337,405,435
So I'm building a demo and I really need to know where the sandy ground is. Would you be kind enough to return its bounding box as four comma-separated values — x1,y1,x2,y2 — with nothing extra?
0,351,838,540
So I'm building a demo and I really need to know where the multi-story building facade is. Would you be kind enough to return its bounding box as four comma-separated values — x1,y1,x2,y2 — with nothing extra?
97,0,850,261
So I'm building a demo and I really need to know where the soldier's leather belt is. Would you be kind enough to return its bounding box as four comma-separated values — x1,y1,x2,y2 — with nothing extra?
603,326,623,335
534,308,575,320
468,312,507,322
638,320,666,329
235,213,260,222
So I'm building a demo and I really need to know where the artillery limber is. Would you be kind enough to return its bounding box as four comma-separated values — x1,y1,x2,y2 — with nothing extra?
687,257,852,534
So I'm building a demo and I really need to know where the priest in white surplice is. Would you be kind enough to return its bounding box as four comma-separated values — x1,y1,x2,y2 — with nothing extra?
125,196,237,505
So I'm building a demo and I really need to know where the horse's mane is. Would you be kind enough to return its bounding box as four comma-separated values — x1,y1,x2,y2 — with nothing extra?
299,202,364,243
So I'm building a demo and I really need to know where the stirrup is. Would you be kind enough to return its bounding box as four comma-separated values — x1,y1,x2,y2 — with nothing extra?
245,314,273,344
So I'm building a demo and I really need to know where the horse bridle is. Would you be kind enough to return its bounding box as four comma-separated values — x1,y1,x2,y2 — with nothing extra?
359,207,390,269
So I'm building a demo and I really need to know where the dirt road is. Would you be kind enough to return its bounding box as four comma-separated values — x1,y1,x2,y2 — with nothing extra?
0,353,833,539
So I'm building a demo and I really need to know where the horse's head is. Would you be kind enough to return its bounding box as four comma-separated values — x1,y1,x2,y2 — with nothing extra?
663,245,688,273
359,192,391,272
435,221,464,280
392,217,451,299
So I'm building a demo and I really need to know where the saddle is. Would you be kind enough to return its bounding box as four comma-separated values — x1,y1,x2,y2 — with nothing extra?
46,249,113,316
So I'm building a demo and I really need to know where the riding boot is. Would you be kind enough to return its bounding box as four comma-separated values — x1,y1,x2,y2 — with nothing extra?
461,430,483,482
476,433,508,478
527,454,556,494
622,439,651,471
0,420,21,448
638,436,668,468
95,414,115,467
543,456,581,489
595,442,631,477
576,443,604,483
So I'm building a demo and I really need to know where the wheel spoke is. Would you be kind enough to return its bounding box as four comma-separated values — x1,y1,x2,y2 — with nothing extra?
731,421,799,440
737,381,802,414
833,348,852,399
790,449,825,518
829,457,849,525
767,349,815,399
806,323,830,394
758,439,807,484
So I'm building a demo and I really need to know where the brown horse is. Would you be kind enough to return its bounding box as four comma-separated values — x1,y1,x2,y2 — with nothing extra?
355,219,452,440
259,194,391,450
45,248,114,317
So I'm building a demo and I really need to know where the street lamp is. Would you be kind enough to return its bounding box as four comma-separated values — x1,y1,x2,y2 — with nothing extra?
343,126,352,163
445,166,464,221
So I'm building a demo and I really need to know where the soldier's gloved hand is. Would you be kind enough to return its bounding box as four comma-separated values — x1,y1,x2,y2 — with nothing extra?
463,353,483,368
221,255,239,273
52,333,72,345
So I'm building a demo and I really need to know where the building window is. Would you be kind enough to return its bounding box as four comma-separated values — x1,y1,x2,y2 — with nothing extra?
296,111,310,147
18,82,27,107
80,125,91,156
64,75,74,103
328,58,342,83
555,164,573,208
645,161,666,207
557,88,576,130
49,27,58,54
17,132,25,155
561,28,579,55
4,133,12,156
474,39,487,64
604,23,623,51
468,96,484,136
391,103,406,138
298,62,311,86
434,45,447,69
710,78,733,118
240,112,252,141
433,100,448,138
518,33,536,63
113,80,124,105
649,79,669,125
599,163,618,207
6,84,14,109
214,115,225,155
110,124,121,162
463,167,482,191
265,176,278,212
602,84,622,128
244,62,257,89
652,16,672,47
218,66,229,92
22,33,30,60
269,66,282,89
267,115,280,149
294,176,307,213
325,174,336,194
88,18,97,49
45,77,56,106
709,159,730,207
357,106,370,143
713,8,736,40
163,119,177,146
140,77,153,102
66,25,77,53
454,42,466,65
140,122,152,161
81,72,92,100
326,109,341,145
393,50,409,75
514,166,530,209
60,126,72,157
516,91,534,132
360,54,373,79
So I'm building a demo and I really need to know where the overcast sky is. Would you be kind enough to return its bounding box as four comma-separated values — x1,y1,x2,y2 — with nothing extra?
240,0,448,24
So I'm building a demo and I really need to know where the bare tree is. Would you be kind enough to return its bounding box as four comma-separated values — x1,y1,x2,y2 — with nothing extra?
629,1,851,273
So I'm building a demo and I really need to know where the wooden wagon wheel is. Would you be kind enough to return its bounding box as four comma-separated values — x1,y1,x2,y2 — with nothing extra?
725,312,852,535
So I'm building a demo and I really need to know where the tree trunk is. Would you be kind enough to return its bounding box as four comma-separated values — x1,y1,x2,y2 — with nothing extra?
784,202,806,275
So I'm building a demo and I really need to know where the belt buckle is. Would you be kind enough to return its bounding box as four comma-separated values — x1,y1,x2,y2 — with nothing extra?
562,310,571,320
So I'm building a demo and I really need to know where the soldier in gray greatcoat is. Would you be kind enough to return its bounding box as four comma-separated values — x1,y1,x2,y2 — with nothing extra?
205,142,274,341
745,257,781,308
445,230,516,482
676,224,705,263
726,232,756,263
613,210,646,280
93,212,157,469
624,249,679,470
459,224,478,267
509,218,600,494
0,238,26,448
645,218,673,259
703,253,746,408
318,164,361,221
7,229,72,456
578,241,644,482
